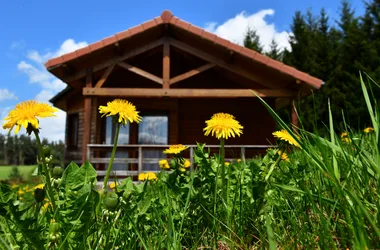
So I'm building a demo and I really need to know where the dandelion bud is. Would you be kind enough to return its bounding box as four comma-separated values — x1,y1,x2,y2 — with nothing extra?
43,145,51,157
52,166,63,178
105,192,119,211
34,187,46,203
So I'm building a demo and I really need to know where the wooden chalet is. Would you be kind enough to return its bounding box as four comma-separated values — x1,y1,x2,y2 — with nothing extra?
45,10,322,178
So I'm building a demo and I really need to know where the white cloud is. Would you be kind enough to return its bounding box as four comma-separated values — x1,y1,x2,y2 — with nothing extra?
15,39,88,141
0,89,18,102
204,9,291,52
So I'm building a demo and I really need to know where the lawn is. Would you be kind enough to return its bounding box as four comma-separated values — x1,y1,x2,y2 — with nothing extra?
0,165,37,180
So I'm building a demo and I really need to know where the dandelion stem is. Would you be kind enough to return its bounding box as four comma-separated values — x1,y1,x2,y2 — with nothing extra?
103,123,121,190
33,130,57,212
220,138,226,200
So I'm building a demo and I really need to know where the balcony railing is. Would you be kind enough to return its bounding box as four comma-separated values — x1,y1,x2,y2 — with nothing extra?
87,144,274,178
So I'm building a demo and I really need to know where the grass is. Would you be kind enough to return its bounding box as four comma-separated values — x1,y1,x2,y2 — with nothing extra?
0,73,379,249
0,165,37,180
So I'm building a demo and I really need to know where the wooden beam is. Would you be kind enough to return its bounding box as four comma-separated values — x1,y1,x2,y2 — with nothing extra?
61,38,164,83
169,38,279,89
169,63,215,86
94,64,115,88
163,40,170,88
82,68,93,163
117,62,163,84
83,87,296,98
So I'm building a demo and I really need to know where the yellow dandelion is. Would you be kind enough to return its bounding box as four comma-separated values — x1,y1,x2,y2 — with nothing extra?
179,167,186,172
159,159,170,169
272,130,300,148
146,172,157,180
278,151,290,162
34,183,44,190
342,137,352,143
99,99,141,125
203,113,243,140
182,159,191,169
138,173,147,181
364,127,374,133
138,172,157,181
237,159,241,163
17,189,24,195
42,202,52,212
109,182,118,189
2,100,58,134
340,131,348,138
225,162,230,166
163,144,189,155
11,184,18,189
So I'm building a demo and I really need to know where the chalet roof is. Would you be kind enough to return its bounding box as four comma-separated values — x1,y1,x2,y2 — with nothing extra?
45,10,323,91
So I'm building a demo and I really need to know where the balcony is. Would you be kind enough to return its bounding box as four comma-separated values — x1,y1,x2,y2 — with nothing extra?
87,144,273,179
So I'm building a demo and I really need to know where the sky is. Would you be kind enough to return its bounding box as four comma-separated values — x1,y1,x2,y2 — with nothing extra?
0,0,365,141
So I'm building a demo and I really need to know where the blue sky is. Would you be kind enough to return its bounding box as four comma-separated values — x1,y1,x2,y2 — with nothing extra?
0,0,365,141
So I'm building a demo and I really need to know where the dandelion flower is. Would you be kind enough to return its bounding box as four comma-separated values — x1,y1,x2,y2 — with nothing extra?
272,129,300,148
278,151,290,162
182,159,191,169
237,159,241,163
34,183,44,190
109,182,118,189
17,189,24,195
138,172,157,181
138,173,146,181
342,137,352,143
42,202,52,212
146,172,157,180
340,131,348,138
163,144,189,155
225,162,230,166
203,113,243,140
179,167,186,172
99,99,141,125
159,159,170,169
364,127,374,133
2,100,58,134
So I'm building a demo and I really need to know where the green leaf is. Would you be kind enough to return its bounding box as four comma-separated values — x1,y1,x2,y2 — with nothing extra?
66,161,96,191
138,194,152,215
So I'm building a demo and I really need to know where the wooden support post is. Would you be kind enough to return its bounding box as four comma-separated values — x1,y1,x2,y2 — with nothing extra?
82,68,92,163
163,40,170,89
291,99,299,130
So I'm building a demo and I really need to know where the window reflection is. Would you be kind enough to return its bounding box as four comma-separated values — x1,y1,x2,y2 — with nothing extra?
138,115,168,171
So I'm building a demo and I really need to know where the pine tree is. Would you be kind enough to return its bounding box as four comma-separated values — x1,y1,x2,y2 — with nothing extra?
0,134,5,165
6,135,15,165
266,38,282,60
243,27,263,53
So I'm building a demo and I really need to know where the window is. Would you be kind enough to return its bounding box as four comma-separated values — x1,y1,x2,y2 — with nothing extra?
105,117,129,170
138,114,168,170
67,113,79,148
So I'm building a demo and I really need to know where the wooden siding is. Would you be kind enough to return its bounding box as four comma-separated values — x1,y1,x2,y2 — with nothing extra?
178,98,276,146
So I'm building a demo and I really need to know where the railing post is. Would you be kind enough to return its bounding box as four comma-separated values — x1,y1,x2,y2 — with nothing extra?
138,146,143,175
86,145,91,163
241,146,246,162
190,146,194,171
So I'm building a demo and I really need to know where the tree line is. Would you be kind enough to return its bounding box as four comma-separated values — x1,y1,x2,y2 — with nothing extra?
244,0,380,134
0,134,64,166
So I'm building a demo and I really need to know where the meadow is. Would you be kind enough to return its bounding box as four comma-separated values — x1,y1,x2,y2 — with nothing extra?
0,165,36,180
0,74,379,249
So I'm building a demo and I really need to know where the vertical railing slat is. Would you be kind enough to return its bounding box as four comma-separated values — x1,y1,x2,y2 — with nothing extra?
190,146,194,171
138,146,143,175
